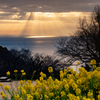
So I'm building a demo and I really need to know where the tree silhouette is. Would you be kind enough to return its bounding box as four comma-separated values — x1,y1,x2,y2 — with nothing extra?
56,6,100,66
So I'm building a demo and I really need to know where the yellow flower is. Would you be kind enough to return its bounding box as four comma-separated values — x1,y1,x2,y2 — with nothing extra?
43,73,46,77
22,72,26,76
21,70,24,73
60,70,63,74
49,92,54,97
27,95,33,100
48,67,53,73
6,71,10,76
76,96,80,100
67,74,71,79
54,84,59,90
14,70,18,73
0,91,4,95
90,59,96,65
14,94,19,99
76,79,82,85
75,88,81,95
93,65,96,69
60,91,65,97
83,86,88,91
95,67,100,71
27,80,31,83
39,76,43,81
67,67,70,71
34,92,40,99
73,71,76,75
20,80,25,85
64,84,69,91
93,84,98,89
62,78,67,85
98,95,100,99
54,79,59,84
64,69,67,72
77,62,80,65
64,69,67,75
70,69,74,74
75,73,79,78
22,89,27,95
60,73,64,79
72,83,77,90
4,85,10,90
83,97,87,100
18,97,23,100
0,83,3,86
44,95,49,99
1,93,7,98
55,96,60,99
40,72,44,76
15,90,18,94
87,91,93,98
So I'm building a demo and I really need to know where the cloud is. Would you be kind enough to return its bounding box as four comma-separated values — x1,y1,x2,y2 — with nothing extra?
0,0,100,20
0,0,99,37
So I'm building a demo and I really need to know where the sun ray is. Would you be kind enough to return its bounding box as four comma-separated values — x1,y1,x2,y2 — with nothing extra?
0,12,91,37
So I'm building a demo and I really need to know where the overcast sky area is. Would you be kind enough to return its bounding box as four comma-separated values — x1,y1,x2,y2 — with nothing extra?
0,0,100,37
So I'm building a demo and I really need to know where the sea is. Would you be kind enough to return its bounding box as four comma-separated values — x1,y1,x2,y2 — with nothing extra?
0,36,65,55
0,36,81,71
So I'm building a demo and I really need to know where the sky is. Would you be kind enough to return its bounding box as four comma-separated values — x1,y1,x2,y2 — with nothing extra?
0,0,100,37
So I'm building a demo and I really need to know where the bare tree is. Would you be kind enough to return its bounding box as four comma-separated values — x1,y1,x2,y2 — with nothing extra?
56,6,100,65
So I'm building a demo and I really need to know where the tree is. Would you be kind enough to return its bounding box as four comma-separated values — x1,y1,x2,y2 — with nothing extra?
56,6,100,66
0,46,67,79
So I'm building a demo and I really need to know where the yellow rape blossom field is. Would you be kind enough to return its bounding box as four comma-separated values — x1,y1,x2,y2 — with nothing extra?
0,59,100,100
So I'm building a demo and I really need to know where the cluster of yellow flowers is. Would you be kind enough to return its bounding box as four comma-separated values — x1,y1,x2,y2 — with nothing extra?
6,69,27,76
0,60,100,100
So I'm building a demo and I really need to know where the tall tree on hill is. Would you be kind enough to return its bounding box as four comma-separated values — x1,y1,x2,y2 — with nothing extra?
56,5,100,66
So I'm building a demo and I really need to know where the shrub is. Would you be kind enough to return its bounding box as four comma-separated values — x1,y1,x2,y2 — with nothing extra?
0,48,65,80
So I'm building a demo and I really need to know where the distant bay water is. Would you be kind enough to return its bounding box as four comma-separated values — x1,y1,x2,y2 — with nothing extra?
0,36,81,71
0,37,67,55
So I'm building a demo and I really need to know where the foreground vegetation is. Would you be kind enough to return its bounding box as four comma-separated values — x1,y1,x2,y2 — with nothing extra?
0,47,67,79
0,59,100,100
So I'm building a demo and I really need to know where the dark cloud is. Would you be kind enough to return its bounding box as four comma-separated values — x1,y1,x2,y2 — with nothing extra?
0,0,100,20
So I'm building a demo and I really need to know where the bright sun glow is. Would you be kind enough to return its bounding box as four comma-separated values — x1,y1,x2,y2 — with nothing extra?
26,36,55,38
